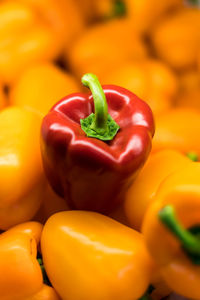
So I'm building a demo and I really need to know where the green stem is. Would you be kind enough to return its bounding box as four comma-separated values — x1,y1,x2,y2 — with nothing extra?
113,0,126,17
159,205,200,258
186,152,198,162
82,73,108,134
37,257,51,286
80,73,120,141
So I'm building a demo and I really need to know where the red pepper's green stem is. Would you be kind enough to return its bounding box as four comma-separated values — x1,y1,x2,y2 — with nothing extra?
187,152,198,162
82,73,108,134
159,205,200,257
81,73,119,141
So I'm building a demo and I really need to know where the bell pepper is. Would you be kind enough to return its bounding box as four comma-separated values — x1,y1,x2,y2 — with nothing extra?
125,0,182,34
76,0,181,31
0,0,84,83
124,149,191,231
7,221,43,245
151,8,200,70
41,210,154,300
0,106,45,230
102,59,178,116
41,73,154,213
10,62,81,116
0,221,60,300
176,70,200,110
142,162,200,299
152,108,200,157
67,19,147,81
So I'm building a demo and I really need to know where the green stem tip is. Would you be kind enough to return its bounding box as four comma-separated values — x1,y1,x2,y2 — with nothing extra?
159,205,200,264
187,152,198,162
80,73,120,141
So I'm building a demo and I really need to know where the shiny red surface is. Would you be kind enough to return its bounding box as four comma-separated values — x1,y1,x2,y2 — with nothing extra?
41,85,155,213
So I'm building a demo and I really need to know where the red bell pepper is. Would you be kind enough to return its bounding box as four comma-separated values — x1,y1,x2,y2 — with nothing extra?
41,73,154,213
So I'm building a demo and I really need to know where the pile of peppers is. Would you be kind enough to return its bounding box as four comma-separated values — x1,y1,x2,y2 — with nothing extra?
0,0,200,300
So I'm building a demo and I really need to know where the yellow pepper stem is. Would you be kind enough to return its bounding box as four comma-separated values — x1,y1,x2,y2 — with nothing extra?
159,205,200,264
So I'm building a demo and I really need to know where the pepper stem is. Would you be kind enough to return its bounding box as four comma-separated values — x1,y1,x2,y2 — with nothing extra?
186,152,198,162
159,205,200,258
82,73,108,134
80,73,120,141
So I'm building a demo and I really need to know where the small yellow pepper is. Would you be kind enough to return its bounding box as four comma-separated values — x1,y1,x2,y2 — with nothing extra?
10,63,81,116
0,0,84,83
125,0,182,34
152,108,200,157
0,106,44,230
151,8,200,70
0,222,60,300
67,19,147,81
102,59,178,116
41,211,154,300
124,150,191,231
142,163,200,299
0,230,42,300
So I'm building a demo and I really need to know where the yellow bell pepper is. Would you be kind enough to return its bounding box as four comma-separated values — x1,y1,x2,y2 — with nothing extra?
0,0,84,83
0,106,45,230
76,0,182,32
0,221,60,300
41,211,154,300
124,150,191,231
7,221,43,245
151,7,200,70
10,62,81,116
125,0,182,34
102,59,178,116
142,162,200,299
67,19,147,81
176,70,200,110
152,108,200,157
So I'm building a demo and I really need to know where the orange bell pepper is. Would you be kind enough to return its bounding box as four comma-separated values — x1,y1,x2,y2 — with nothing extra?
0,106,45,230
176,70,200,110
125,0,182,34
0,0,84,83
10,62,81,116
102,59,178,116
7,221,43,245
27,284,61,300
67,19,148,81
142,162,200,299
0,230,42,299
152,108,200,157
41,211,154,300
151,7,200,70
76,0,182,31
0,222,60,300
124,150,191,231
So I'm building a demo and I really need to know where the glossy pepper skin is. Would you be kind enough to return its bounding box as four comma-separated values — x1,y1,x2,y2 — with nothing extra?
41,211,154,300
0,106,45,230
41,74,154,213
142,163,200,299
0,221,60,300
125,149,191,230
